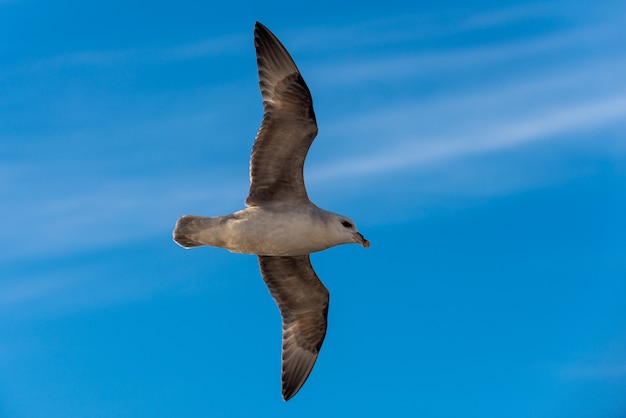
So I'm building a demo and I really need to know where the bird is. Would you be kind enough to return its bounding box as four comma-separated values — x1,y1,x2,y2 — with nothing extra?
173,22,369,401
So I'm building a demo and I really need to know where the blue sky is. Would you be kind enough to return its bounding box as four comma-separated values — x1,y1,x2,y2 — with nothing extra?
2,0,626,416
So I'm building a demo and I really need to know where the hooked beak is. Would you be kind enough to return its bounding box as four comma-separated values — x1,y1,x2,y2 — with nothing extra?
353,232,370,248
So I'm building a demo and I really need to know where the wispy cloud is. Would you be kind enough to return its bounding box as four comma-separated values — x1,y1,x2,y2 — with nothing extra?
309,89,626,182
0,172,246,262
0,259,178,319
461,3,550,29
0,274,79,309
289,2,584,53
163,33,248,60
558,363,626,380
2,32,248,75
308,19,622,88
300,9,626,192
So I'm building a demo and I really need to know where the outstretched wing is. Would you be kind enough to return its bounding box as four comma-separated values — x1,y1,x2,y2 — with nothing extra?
246,22,318,207
258,255,329,400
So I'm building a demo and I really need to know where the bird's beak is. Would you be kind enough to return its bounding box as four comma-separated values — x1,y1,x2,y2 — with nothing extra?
354,232,370,248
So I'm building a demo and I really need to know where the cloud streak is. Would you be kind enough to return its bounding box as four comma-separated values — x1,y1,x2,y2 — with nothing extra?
0,172,246,262
307,12,625,88
558,363,626,380
309,89,626,182
1,32,248,78
301,9,626,188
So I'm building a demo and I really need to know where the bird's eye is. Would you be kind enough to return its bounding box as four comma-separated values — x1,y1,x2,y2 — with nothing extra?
341,220,353,228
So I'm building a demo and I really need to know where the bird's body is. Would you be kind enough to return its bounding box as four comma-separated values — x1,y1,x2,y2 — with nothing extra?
173,22,369,401
174,204,359,256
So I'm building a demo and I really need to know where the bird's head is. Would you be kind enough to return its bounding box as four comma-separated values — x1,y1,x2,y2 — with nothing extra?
329,214,370,248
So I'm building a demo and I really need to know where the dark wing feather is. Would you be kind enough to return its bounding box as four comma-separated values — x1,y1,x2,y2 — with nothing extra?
246,22,318,206
258,255,329,401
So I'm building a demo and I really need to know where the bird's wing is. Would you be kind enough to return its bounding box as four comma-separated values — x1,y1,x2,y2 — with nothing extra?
258,255,329,400
246,22,318,207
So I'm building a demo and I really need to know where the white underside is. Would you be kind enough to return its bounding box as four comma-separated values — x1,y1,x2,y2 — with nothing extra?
195,206,350,256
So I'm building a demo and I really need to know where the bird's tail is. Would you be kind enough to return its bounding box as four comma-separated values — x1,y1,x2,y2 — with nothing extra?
173,215,222,248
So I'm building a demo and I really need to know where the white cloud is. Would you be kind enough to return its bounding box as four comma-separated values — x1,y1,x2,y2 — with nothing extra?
0,169,245,262
163,33,248,60
4,32,248,74
288,3,594,53
558,363,626,380
460,3,557,29
303,6,626,91
309,92,626,182
0,275,79,309
301,11,626,188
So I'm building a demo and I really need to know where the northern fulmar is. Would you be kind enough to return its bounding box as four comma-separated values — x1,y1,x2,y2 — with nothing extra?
173,22,369,401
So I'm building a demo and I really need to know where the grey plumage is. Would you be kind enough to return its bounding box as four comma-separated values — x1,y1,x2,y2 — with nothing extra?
173,22,369,401
173,215,228,248
259,255,329,401
247,23,318,206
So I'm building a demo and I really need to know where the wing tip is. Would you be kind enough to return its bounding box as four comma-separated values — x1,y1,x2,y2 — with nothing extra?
253,21,299,75
253,21,273,46
281,347,321,401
